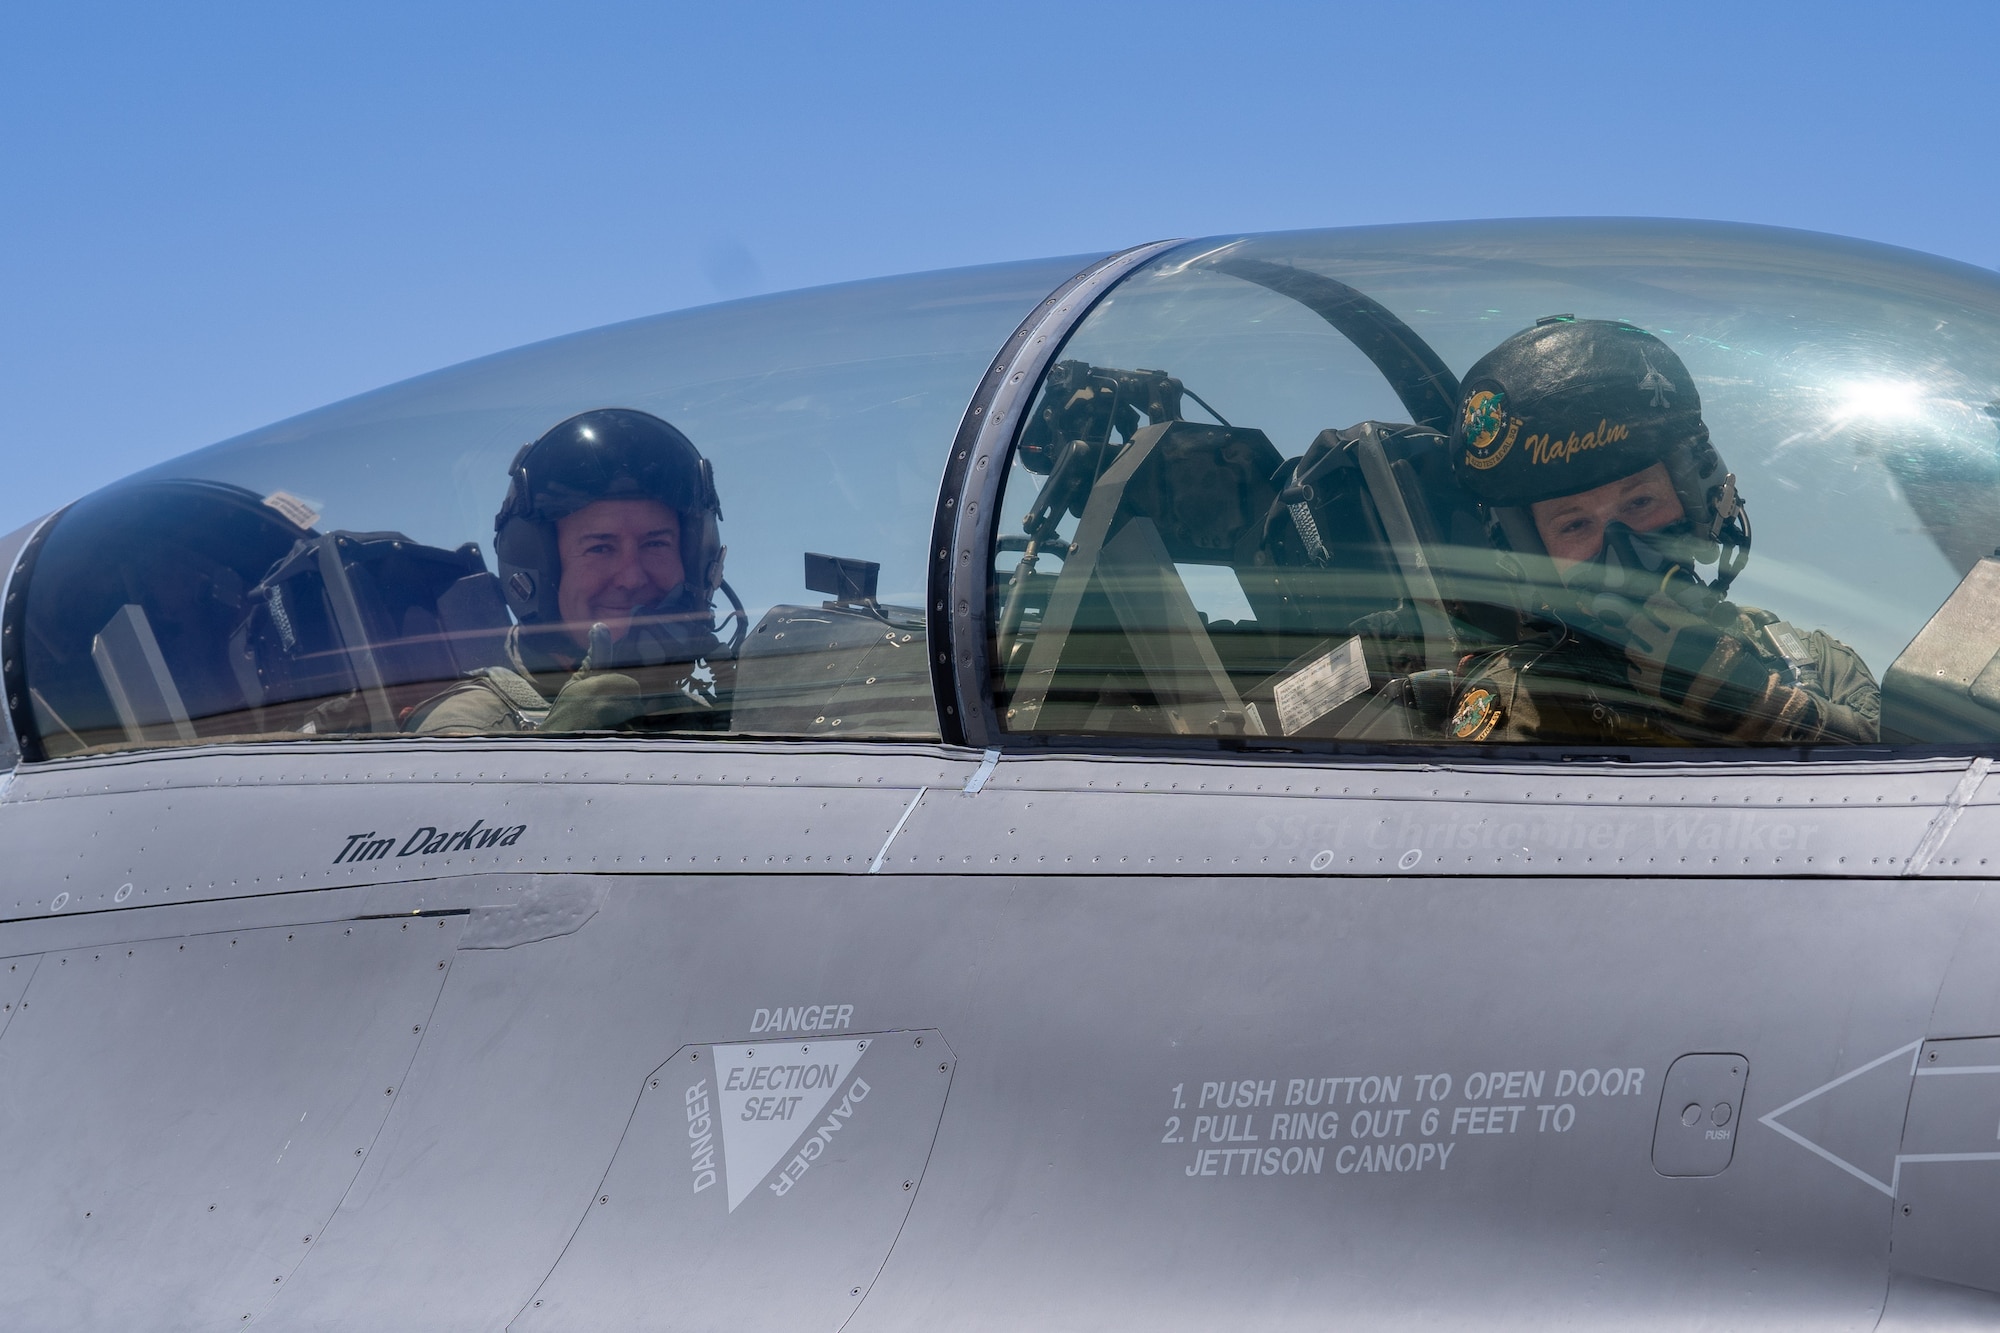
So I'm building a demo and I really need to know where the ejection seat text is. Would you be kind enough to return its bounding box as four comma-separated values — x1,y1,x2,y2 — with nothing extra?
749,1004,855,1034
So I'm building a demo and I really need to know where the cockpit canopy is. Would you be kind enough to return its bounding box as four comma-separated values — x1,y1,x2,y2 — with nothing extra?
11,221,2000,759
7,257,1089,756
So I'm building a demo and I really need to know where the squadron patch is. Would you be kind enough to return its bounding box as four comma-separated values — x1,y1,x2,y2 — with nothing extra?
1449,686,1504,741
1459,388,1518,470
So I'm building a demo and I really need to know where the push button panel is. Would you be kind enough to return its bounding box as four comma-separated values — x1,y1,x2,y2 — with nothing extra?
1652,1053,1749,1177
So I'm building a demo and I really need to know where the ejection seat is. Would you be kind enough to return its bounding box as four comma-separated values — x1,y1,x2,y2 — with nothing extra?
994,397,1495,742
233,530,514,736
1246,420,1503,738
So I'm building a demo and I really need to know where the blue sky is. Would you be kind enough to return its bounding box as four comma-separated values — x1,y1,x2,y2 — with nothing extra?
3,2,1997,534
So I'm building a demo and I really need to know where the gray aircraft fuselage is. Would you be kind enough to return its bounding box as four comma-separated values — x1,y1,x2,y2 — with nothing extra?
3,222,2000,1330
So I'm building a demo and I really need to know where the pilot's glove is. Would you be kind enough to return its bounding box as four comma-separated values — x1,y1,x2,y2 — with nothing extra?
543,671,642,733
1623,595,1776,735
542,622,643,733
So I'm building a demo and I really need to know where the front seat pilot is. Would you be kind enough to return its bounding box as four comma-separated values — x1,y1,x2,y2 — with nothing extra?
1442,318,1879,745
407,407,731,735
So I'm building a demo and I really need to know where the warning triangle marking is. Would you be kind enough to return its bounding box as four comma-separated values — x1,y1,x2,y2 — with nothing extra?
711,1039,868,1211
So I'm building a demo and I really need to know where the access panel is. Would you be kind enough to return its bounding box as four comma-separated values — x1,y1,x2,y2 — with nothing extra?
0,916,456,1329
513,1030,954,1331
1891,1035,2000,1292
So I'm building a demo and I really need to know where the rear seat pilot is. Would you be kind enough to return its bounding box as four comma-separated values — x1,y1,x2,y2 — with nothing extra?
406,408,729,735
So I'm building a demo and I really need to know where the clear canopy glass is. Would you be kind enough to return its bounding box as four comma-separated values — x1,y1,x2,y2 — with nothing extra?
20,218,2000,762
990,221,2000,749
15,255,1090,757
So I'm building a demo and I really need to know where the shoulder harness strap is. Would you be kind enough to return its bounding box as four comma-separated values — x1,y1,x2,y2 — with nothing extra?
471,666,552,729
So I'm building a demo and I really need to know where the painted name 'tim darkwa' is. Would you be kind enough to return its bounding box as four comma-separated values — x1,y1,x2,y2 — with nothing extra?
333,820,528,865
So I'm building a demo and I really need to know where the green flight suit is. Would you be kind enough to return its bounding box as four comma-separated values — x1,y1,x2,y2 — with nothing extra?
1443,604,1879,746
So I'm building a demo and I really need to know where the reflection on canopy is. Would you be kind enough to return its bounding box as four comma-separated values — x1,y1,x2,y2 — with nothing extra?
989,222,2000,750
12,221,2000,759
9,256,1089,757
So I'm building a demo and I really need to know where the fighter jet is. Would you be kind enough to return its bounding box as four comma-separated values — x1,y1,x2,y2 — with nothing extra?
3,218,2000,1329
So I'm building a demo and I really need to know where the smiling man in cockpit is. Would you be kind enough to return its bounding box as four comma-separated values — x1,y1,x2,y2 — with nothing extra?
1440,317,1879,746
406,408,730,735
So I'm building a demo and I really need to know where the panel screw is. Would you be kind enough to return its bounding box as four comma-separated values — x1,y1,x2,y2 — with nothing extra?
650,1079,659,1089
599,1195,609,1205
850,1287,861,1297
939,1062,948,1072
902,1180,912,1191
385,1088,394,1096
1903,1204,1914,1216
914,1037,923,1047
1928,1050,1939,1062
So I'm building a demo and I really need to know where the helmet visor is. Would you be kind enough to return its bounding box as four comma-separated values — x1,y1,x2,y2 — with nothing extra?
513,409,710,523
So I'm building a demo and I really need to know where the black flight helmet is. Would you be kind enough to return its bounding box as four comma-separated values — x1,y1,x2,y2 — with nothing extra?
1451,318,1749,590
493,408,724,628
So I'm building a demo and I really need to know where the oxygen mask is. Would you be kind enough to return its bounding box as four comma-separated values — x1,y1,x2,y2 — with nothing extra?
1562,520,1712,636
